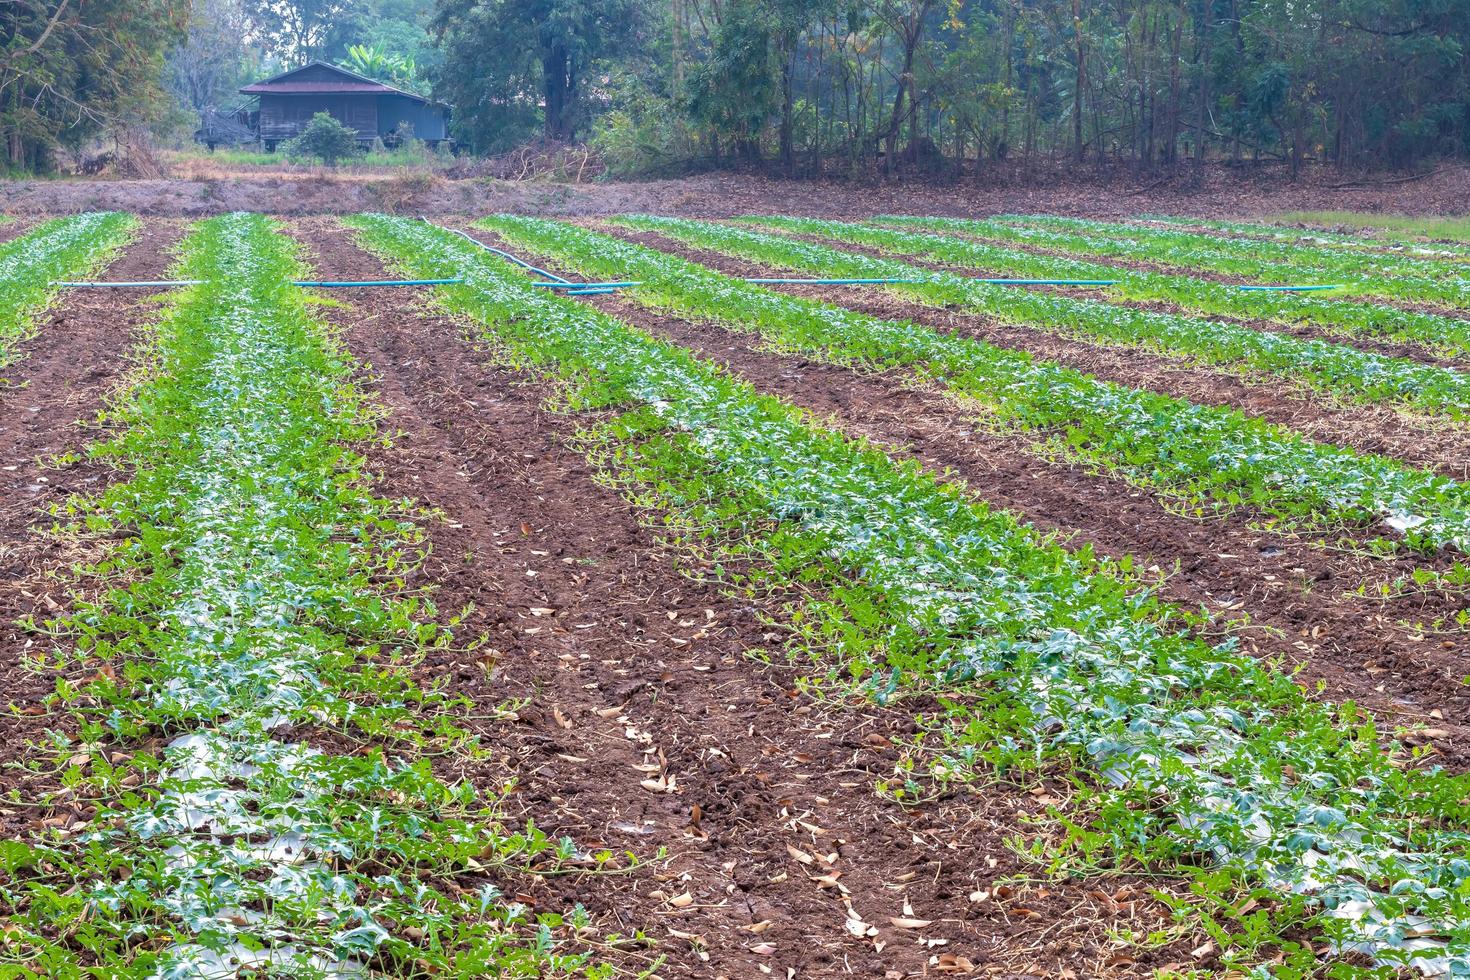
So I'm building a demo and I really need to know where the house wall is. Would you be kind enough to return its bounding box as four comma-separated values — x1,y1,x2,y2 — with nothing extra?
258,94,379,142
376,95,448,142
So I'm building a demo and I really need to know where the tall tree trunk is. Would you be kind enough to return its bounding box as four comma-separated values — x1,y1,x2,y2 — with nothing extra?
1135,2,1151,167
543,42,572,141
810,20,825,177
1165,1,1184,163
779,35,796,174
1072,0,1086,163
883,51,908,171
999,3,1014,160
672,0,685,99
1194,0,1210,172
882,1,932,174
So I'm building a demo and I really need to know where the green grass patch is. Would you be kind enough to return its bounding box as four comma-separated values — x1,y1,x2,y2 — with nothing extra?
1268,212,1470,247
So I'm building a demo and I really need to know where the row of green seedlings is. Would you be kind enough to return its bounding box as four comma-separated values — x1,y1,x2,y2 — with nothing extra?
489,214,1470,555
1015,212,1470,293
0,213,136,370
994,214,1470,309
0,214,594,978
621,215,1470,422
794,214,1470,358
351,211,1470,975
1143,215,1470,262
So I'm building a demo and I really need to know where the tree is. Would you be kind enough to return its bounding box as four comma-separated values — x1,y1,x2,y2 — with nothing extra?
285,110,360,162
0,0,187,170
341,42,418,87
321,0,438,75
244,0,353,63
686,0,780,163
168,0,257,111
873,0,940,171
431,0,644,150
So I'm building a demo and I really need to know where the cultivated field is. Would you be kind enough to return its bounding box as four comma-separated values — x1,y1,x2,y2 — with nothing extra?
0,207,1468,978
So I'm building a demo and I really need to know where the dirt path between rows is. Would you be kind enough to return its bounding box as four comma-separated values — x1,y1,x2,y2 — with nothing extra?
560,286,1470,767
603,225,1470,479
0,218,35,247
291,218,1208,979
449,219,1470,768
779,227,1470,371
923,225,1470,324
0,219,184,836
10,161,1470,218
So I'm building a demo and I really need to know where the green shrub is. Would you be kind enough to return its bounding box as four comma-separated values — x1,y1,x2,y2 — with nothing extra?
283,111,361,166
588,76,691,177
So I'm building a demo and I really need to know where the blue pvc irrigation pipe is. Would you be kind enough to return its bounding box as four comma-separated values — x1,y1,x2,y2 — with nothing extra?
538,277,927,289
534,280,644,289
407,220,1119,295
743,277,925,286
539,276,1119,289
54,279,462,289
420,218,573,285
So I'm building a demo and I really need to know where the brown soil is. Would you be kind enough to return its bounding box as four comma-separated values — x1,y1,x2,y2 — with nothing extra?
289,217,1211,978
929,225,1470,336
772,225,1470,370
0,219,184,835
0,218,35,246
603,225,1470,479
558,286,1470,766
9,161,1470,218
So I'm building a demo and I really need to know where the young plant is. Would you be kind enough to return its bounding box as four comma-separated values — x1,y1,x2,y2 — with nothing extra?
625,215,1470,420
0,213,589,977
1151,214,1470,258
996,214,1470,308
481,214,1470,556
353,211,1470,976
781,213,1470,357
0,212,136,368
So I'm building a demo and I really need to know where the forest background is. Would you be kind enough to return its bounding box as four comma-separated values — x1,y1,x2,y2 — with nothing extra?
2,0,1466,178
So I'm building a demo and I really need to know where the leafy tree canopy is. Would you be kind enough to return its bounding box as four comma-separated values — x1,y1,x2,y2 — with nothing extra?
431,0,645,152
340,42,417,88
0,0,187,169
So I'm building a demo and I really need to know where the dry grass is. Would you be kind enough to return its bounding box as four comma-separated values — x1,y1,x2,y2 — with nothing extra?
1273,209,1470,243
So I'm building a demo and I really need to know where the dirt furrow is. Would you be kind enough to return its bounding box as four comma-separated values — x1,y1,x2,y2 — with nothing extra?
0,219,184,835
782,228,1469,370
291,217,1204,979
516,277,1470,771
600,225,1470,478
0,219,36,247
945,227,1470,324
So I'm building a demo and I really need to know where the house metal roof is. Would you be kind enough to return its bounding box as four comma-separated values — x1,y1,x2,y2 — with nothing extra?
240,61,434,104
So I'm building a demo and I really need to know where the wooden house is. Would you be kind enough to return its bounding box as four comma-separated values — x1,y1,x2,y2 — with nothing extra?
235,62,450,150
